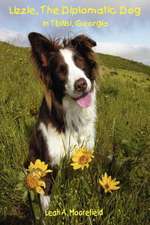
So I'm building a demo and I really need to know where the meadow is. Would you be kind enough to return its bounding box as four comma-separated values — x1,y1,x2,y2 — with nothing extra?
0,42,150,225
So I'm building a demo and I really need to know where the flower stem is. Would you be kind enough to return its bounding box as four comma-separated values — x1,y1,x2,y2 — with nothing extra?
28,191,36,225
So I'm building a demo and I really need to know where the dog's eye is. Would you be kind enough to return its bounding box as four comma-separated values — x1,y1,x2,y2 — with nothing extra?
74,55,85,70
58,64,67,73
89,60,97,68
74,54,84,62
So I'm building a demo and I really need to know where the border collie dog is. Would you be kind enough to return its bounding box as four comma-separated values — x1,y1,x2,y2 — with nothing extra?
27,32,97,210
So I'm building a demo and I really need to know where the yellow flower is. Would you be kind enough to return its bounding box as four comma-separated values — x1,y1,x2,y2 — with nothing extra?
99,172,120,193
71,147,94,170
28,159,52,177
26,171,46,195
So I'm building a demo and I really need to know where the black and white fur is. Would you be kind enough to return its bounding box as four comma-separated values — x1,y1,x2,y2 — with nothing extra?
26,33,98,210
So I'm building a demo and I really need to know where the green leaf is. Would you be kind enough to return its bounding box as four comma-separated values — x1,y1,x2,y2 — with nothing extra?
23,190,28,202
18,171,25,181
16,182,24,190
30,190,35,201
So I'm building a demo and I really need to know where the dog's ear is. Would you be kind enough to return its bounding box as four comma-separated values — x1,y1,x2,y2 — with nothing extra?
71,35,96,51
28,32,54,69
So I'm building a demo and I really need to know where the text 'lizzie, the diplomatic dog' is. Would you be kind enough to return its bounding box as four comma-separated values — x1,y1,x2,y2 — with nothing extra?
9,5,141,17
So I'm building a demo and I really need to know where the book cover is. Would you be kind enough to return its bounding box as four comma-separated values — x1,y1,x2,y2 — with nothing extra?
0,1,149,225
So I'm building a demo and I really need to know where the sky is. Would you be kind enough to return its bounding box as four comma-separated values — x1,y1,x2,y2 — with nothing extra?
0,0,150,65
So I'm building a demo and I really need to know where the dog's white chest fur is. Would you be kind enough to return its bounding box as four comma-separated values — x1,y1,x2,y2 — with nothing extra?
39,90,96,166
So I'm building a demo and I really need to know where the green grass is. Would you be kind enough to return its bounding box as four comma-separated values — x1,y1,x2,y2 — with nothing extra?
0,42,150,225
97,53,150,75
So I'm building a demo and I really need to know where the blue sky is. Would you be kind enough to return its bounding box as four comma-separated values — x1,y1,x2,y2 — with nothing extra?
0,0,150,64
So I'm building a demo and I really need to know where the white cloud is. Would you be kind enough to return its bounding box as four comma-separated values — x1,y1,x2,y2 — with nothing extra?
94,42,150,65
0,29,150,66
0,29,28,47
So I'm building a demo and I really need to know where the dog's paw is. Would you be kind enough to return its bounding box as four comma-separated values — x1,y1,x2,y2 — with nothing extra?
40,195,50,211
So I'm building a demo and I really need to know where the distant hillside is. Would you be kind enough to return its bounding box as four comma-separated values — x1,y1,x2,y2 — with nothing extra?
0,41,150,75
97,53,150,75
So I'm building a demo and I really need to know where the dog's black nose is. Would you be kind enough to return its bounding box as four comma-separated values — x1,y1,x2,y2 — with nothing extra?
74,78,87,92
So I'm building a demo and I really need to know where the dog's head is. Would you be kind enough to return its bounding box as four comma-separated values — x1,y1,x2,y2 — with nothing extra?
28,32,97,108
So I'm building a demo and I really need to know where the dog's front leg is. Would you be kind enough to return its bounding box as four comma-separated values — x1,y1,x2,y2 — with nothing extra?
40,166,58,211
26,129,58,211
40,195,51,211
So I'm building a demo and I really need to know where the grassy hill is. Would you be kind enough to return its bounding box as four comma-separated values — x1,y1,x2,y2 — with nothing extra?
0,42,150,225
97,53,150,75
